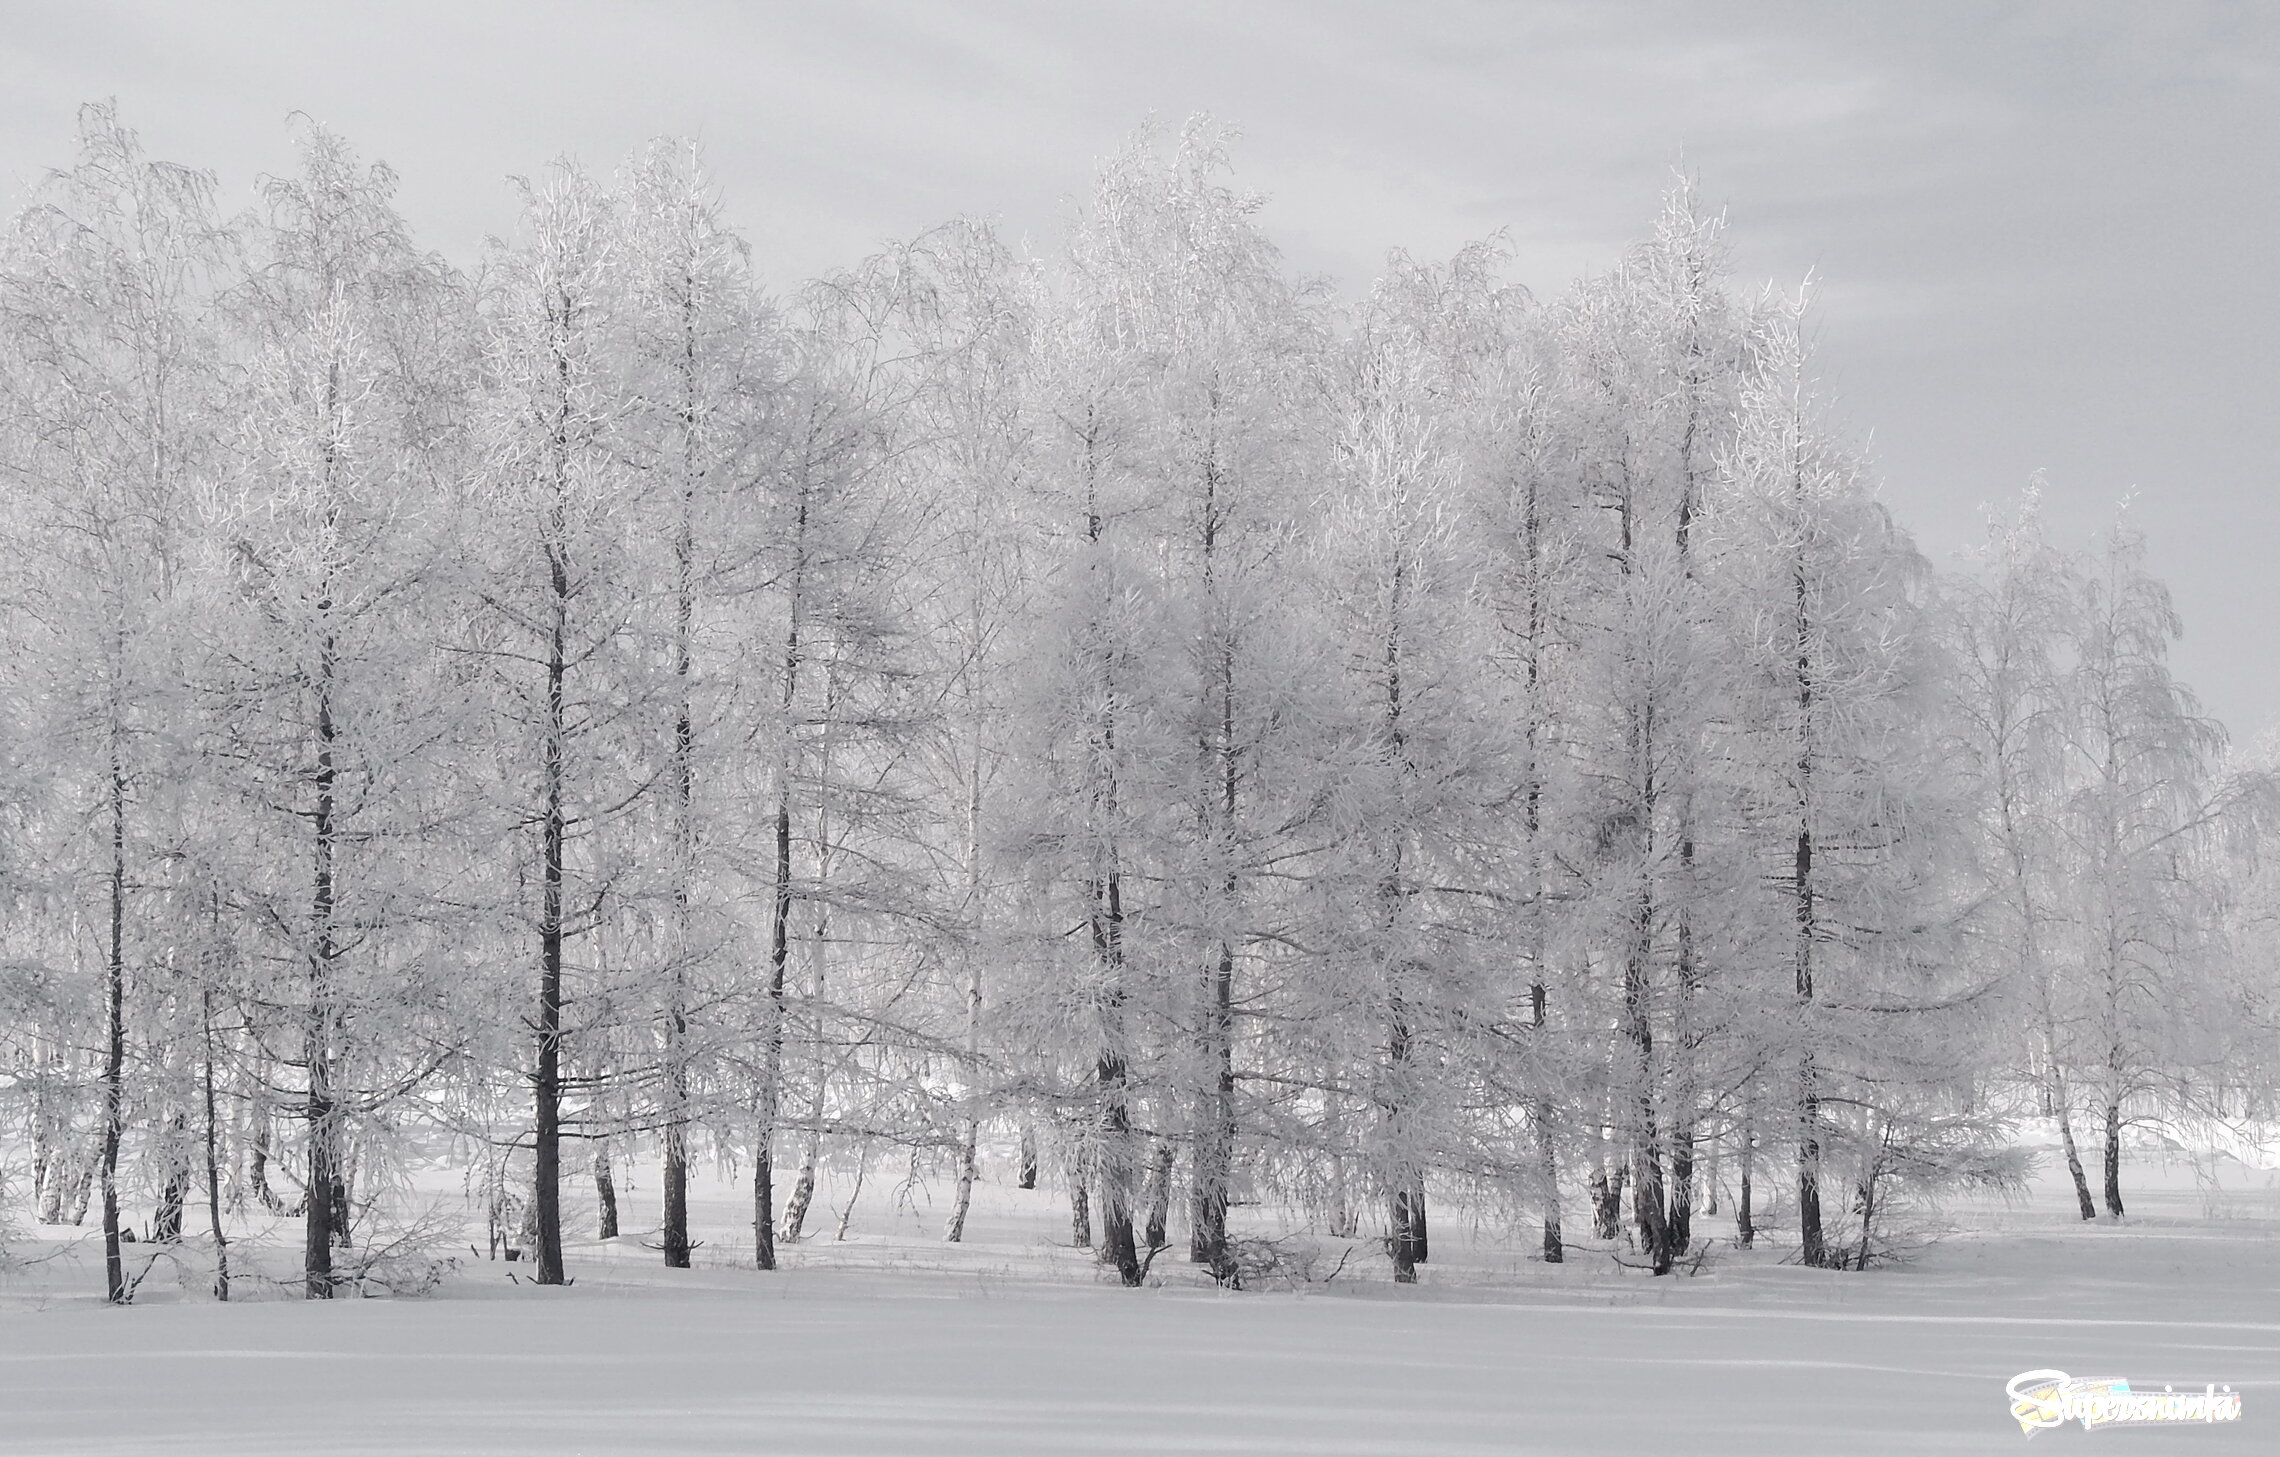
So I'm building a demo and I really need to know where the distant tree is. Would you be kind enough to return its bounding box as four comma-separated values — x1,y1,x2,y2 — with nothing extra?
1940,489,2097,1218
2053,523,2229,1218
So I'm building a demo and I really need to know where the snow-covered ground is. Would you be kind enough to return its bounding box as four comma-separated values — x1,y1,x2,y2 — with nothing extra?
5,1141,2277,1454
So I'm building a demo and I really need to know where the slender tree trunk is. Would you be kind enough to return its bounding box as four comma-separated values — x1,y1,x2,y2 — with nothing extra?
1092,792,1138,1274
532,519,570,1288
1796,1053,1827,1268
832,1146,867,1241
1792,492,1831,1271
1520,472,1562,1265
1070,1166,1091,1248
1143,1138,1174,1251
1535,1103,1563,1262
756,484,808,1273
1667,839,1700,1261
753,783,792,1273
660,1080,691,1264
1189,932,1236,1280
305,618,341,1299
100,752,127,1305
1854,1168,1879,1270
1530,983,1561,1263
1092,1031,1141,1284
1624,891,1673,1274
202,986,229,1301
1070,428,1140,1289
1188,489,1239,1283
1017,1126,1037,1190
662,362,698,1270
945,752,986,1244
593,1144,618,1240
945,1122,981,1245
2048,1047,2096,1221
2102,1092,2125,1218
155,1112,188,1243
1409,1176,1429,1263
1385,1005,1421,1284
780,1133,820,1243
1667,1130,1694,1260
1736,1110,1755,1247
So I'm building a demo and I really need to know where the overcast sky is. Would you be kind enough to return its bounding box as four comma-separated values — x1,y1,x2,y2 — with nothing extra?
4,1,2273,739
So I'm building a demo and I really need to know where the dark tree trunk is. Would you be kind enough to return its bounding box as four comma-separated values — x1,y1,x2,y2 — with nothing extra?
1632,1140,1672,1275
99,754,127,1305
2102,1097,2125,1218
1189,933,1236,1282
305,623,342,1299
1853,1173,1878,1270
1624,901,1675,1275
2050,1059,2096,1221
1792,548,1832,1270
531,527,569,1289
1796,1057,1827,1270
1188,584,1240,1285
1531,987,1561,1263
1093,1048,1141,1286
202,985,229,1301
753,786,792,1273
1736,1113,1755,1247
663,317,699,1271
1017,1126,1037,1190
661,1113,691,1266
1070,1171,1091,1248
1537,1108,1563,1262
756,482,805,1274
1667,1131,1695,1259
593,1144,618,1240
752,1143,777,1271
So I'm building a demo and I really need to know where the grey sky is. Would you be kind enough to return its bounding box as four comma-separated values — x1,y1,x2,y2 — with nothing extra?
5,1,2273,737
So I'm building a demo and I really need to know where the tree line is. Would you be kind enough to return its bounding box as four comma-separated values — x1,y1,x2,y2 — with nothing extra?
2,105,2270,1302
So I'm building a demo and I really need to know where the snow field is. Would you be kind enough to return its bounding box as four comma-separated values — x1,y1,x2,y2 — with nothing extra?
4,1145,2278,1453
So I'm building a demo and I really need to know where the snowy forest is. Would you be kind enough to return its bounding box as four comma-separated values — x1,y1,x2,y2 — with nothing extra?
3,103,2274,1307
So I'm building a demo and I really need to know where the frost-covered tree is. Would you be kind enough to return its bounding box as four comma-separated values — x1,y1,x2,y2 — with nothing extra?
617,138,774,1267
201,123,475,1297
1714,284,1986,1268
2053,523,2230,1218
470,161,658,1287
0,103,228,1302
1550,182,1743,1274
1940,488,2097,1217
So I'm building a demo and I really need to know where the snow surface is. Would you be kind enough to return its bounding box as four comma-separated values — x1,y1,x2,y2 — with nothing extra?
4,1140,2277,1454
